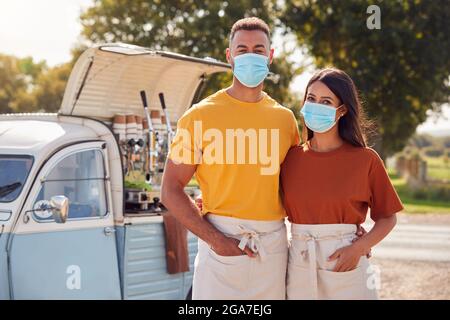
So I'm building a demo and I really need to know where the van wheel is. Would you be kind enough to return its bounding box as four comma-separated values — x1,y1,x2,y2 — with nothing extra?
185,286,192,300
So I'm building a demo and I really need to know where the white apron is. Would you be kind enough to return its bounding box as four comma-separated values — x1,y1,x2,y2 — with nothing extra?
287,223,379,300
192,214,288,300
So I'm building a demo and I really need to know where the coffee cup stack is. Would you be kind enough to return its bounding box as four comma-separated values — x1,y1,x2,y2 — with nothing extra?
135,115,144,141
113,114,127,141
126,114,138,141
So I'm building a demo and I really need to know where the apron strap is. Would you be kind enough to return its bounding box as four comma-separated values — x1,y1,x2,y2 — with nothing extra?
292,232,355,300
237,225,267,261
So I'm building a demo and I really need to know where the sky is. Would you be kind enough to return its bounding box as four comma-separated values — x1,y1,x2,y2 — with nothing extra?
0,0,448,135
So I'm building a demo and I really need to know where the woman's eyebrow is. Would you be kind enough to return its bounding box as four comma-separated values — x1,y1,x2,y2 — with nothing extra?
320,96,334,100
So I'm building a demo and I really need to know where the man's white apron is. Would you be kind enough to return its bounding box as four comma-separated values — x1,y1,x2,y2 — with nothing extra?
287,223,379,300
192,214,288,300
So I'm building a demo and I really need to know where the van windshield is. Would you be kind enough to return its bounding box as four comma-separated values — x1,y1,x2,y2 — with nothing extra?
0,155,34,202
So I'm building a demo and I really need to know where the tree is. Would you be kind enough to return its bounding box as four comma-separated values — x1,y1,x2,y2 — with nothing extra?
281,0,450,158
31,63,72,113
79,0,299,106
0,54,46,113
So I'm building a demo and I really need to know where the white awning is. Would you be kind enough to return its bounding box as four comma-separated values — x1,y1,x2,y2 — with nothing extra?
59,43,230,124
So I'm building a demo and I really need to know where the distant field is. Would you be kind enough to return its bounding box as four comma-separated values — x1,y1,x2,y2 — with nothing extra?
388,170,450,214
425,156,450,181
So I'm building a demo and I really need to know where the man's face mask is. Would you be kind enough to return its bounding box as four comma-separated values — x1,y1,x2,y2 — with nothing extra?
231,52,269,88
300,102,344,133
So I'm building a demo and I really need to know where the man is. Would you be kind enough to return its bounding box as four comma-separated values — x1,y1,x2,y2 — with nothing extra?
161,17,299,300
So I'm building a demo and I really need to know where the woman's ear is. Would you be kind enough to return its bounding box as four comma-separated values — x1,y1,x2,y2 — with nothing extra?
340,105,348,117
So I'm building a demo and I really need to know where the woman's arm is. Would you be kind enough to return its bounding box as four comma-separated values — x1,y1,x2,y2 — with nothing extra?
328,214,397,272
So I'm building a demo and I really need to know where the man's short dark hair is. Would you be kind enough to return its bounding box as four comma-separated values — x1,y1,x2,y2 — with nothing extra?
229,17,271,43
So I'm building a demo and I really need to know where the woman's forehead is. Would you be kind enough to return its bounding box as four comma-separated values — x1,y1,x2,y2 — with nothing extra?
307,81,338,100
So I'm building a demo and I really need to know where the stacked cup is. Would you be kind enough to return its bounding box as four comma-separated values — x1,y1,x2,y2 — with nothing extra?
113,114,127,141
126,114,138,141
135,115,144,141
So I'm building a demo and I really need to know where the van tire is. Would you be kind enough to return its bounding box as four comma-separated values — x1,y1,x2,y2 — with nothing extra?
185,286,192,300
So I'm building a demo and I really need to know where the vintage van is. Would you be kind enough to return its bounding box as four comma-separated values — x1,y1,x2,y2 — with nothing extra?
0,43,229,299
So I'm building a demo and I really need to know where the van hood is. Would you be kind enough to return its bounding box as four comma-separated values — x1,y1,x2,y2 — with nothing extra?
58,43,230,123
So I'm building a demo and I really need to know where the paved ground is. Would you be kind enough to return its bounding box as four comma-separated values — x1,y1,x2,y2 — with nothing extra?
363,214,450,262
364,213,450,299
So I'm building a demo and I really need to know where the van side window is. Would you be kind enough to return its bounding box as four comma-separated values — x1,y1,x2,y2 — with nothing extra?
33,149,108,221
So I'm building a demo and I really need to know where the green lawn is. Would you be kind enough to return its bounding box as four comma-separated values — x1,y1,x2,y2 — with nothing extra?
388,171,450,214
425,156,450,181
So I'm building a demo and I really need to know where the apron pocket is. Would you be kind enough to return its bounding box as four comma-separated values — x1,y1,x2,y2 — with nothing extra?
205,248,250,292
208,249,249,265
317,266,366,300
286,264,312,300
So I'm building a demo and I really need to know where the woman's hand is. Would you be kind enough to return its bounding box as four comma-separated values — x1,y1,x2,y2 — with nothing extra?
354,225,372,258
327,241,368,272
194,196,203,211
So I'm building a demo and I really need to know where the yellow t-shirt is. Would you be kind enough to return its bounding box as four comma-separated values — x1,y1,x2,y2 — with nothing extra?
168,89,300,221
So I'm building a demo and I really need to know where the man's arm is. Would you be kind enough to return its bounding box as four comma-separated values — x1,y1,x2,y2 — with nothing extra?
161,159,255,257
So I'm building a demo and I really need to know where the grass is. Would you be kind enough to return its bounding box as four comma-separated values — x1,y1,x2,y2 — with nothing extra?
425,156,450,181
388,170,450,214
188,177,199,187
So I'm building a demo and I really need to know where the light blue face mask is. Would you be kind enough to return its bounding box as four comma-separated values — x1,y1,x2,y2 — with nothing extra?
300,102,343,133
232,53,269,88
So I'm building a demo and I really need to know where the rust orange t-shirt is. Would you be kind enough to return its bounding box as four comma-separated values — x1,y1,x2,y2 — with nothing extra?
280,141,404,224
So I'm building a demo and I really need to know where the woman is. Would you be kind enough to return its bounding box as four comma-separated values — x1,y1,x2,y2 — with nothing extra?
281,68,403,300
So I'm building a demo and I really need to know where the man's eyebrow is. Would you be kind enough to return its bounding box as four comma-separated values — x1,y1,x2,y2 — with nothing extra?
236,44,249,49
253,44,266,49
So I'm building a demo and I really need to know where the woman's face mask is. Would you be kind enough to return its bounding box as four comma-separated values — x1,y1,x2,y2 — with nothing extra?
300,102,344,133
231,53,269,88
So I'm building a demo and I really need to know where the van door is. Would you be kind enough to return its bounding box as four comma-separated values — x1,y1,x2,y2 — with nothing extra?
8,141,121,299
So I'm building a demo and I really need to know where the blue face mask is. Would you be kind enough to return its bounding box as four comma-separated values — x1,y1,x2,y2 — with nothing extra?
300,102,343,133
232,53,269,88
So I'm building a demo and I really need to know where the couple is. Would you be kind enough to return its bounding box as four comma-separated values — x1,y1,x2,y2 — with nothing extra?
161,17,403,300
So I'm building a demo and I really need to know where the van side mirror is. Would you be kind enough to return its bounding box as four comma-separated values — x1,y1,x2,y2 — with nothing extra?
50,195,69,224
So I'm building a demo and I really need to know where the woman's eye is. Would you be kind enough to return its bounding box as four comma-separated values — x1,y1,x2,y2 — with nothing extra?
322,100,332,105
306,97,315,102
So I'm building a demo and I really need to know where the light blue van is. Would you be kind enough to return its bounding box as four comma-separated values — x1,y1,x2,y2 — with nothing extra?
0,43,229,299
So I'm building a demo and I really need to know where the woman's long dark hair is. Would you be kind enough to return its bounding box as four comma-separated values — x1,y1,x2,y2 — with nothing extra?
301,68,374,148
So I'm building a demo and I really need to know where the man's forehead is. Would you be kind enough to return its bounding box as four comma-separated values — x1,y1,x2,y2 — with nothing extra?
231,29,270,48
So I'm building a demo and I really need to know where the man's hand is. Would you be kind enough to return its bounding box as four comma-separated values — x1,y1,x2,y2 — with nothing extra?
211,237,256,258
354,224,372,258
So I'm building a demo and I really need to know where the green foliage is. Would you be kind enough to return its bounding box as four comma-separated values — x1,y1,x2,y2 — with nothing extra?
281,0,450,158
79,0,298,106
424,147,444,158
389,172,450,213
0,45,83,114
32,63,72,113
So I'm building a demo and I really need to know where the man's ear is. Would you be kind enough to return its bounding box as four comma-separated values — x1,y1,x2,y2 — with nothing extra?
226,47,232,64
269,47,274,65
